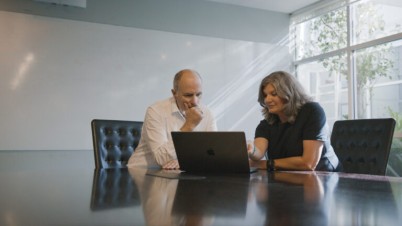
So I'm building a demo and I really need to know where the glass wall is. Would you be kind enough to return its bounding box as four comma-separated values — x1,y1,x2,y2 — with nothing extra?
291,0,402,176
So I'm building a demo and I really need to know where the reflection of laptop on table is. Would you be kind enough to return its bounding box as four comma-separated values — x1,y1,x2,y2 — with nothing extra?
146,131,256,179
171,177,249,217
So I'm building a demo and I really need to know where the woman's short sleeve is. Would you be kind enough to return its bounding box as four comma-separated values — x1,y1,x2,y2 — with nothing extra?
255,119,270,139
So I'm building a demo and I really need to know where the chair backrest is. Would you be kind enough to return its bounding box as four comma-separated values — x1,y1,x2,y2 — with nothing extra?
331,118,396,175
91,119,143,168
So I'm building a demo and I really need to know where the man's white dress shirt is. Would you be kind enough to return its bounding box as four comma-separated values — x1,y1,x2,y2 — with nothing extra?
127,97,217,168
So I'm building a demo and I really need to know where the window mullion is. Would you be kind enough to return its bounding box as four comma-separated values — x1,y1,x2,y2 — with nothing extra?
347,1,356,119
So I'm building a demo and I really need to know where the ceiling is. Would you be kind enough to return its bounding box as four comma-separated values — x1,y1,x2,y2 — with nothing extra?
30,0,322,13
204,0,322,13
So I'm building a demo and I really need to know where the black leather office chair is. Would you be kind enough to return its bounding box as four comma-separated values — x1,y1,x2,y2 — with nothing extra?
90,168,140,210
91,119,143,168
331,118,396,175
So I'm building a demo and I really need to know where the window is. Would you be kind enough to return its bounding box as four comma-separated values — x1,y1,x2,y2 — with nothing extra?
355,40,402,119
294,7,347,60
291,0,402,176
297,54,348,127
352,0,402,45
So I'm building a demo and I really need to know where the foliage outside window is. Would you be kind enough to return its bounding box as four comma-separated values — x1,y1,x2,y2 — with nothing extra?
291,0,402,176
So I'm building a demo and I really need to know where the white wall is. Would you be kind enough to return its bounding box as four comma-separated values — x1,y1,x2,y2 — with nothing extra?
0,10,291,150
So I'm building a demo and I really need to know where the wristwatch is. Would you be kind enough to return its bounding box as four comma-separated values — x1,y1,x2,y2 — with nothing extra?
267,159,275,171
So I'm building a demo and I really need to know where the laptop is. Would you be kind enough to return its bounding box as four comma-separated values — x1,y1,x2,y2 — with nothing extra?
171,131,257,174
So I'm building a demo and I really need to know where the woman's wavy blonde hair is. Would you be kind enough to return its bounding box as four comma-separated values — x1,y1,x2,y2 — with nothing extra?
258,71,313,124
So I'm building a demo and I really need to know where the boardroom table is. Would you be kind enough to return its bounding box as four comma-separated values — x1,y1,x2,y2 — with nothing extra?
1,160,402,226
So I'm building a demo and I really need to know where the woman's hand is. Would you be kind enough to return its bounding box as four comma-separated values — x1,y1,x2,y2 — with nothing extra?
248,138,269,161
247,140,256,157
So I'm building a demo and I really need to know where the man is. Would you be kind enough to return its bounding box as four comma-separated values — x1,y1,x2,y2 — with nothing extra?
127,69,217,169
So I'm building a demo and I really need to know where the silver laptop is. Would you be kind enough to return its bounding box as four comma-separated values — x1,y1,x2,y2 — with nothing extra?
171,131,257,174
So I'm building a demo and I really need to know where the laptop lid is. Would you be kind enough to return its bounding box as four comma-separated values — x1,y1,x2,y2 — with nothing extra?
171,131,255,174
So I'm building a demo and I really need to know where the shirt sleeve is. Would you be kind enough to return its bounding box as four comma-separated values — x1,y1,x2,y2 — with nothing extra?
302,102,328,141
204,108,218,131
255,119,270,139
142,106,176,166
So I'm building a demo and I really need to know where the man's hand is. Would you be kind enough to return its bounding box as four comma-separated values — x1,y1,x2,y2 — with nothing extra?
180,103,203,131
162,159,180,170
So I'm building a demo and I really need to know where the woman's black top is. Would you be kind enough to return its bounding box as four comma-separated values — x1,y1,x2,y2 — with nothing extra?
255,102,339,171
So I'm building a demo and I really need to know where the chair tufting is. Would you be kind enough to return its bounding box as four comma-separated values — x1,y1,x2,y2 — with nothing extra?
331,118,395,175
91,119,143,168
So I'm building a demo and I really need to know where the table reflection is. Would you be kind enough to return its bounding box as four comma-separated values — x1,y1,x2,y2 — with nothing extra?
90,168,140,210
1,163,401,226
129,168,180,226
250,171,338,226
129,168,253,226
125,168,402,226
331,173,400,225
171,176,251,225
250,171,402,226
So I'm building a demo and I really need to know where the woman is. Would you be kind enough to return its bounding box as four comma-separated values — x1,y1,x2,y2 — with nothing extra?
248,71,340,171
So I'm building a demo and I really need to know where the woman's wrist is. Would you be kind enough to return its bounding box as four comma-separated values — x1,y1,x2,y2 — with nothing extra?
248,146,257,160
267,158,276,171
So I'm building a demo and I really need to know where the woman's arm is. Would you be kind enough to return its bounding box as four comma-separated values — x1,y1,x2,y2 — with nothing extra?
248,137,268,169
248,137,268,160
274,140,323,171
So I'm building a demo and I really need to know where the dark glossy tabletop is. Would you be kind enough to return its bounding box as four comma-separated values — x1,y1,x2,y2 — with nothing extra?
2,165,402,226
